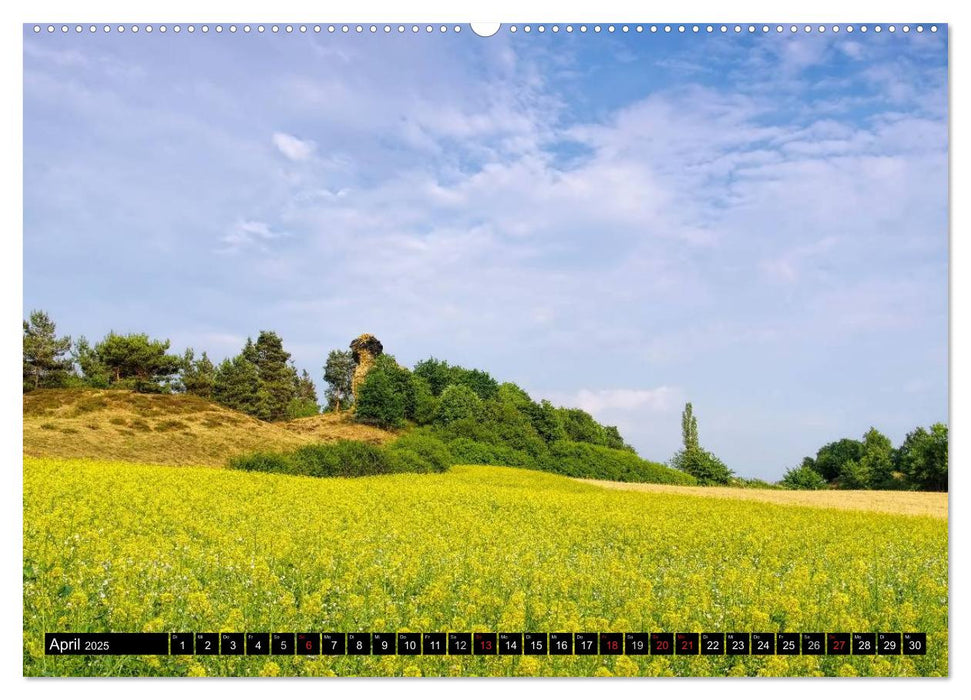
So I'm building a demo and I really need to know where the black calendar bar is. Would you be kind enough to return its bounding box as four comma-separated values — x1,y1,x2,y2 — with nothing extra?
45,633,169,655
43,632,928,656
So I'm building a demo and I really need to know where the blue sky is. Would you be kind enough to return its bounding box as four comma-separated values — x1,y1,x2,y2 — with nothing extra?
23,25,948,479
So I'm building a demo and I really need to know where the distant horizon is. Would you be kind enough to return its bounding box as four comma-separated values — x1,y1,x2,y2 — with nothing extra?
23,25,948,479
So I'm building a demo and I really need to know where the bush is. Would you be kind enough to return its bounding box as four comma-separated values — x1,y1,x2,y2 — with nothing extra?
435,384,483,424
228,436,454,479
781,463,828,490
412,376,440,425
299,440,393,477
286,397,320,420
447,437,536,468
670,447,733,485
355,368,406,428
543,441,697,485
354,355,415,428
228,451,293,475
388,431,452,473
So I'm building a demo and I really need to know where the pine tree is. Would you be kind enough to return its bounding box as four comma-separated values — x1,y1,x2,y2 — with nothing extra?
253,331,297,421
23,310,73,390
180,348,217,399
213,354,261,415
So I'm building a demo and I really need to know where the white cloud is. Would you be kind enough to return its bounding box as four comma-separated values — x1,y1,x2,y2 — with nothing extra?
220,220,287,251
272,132,316,161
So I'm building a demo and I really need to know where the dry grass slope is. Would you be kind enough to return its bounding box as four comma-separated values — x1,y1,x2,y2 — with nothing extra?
578,478,948,519
23,389,396,467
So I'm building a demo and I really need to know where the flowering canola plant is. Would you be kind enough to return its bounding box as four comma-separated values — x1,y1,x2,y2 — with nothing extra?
23,457,947,677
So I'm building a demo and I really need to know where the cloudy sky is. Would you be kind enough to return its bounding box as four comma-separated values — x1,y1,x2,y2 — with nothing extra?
23,24,948,479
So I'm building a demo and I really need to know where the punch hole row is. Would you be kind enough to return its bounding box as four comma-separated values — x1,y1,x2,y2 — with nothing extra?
31,24,940,35
31,24,466,34
511,24,936,34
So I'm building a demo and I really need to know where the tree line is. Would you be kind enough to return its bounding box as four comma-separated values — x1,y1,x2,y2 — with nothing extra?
781,425,948,492
23,309,947,491
24,310,318,421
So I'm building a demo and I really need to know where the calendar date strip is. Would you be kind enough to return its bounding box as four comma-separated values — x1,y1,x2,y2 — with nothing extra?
45,631,926,656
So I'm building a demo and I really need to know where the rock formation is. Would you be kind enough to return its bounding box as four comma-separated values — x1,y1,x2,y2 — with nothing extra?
350,333,384,401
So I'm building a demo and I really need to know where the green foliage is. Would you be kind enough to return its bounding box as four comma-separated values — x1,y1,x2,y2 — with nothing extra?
23,310,73,391
682,402,699,450
412,376,440,425
671,402,732,484
213,354,261,416
435,384,483,425
286,397,320,420
670,447,733,485
355,370,405,428
292,441,393,478
446,437,535,468
481,395,549,458
525,399,567,444
387,431,452,473
781,463,828,490
838,459,870,490
79,332,181,392
896,423,948,491
545,441,698,485
293,369,319,414
556,407,631,451
796,425,946,492
179,348,216,399
323,349,355,412
209,332,316,422
495,382,533,407
227,451,293,475
72,336,110,388
413,357,499,400
602,425,631,452
354,355,415,428
854,427,895,489
812,438,864,482
229,435,452,478
412,357,452,396
449,367,499,400
252,331,298,421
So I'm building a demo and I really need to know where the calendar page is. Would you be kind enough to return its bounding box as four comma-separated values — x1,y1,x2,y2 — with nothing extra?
22,18,948,680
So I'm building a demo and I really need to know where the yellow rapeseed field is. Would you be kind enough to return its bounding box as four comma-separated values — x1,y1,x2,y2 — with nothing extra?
23,457,947,677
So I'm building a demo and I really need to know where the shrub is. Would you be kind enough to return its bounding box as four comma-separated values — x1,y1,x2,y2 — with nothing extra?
435,384,483,425
544,441,698,485
297,440,393,478
412,376,439,425
228,437,452,479
286,397,320,420
670,447,733,485
388,431,452,473
228,451,293,475
781,463,828,490
446,437,535,468
355,368,406,428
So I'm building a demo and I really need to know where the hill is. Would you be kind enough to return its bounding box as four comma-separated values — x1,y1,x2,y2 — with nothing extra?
22,389,396,467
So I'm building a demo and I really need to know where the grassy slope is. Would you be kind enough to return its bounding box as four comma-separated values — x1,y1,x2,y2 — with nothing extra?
24,458,947,677
23,389,396,466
